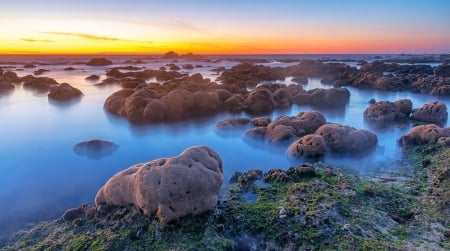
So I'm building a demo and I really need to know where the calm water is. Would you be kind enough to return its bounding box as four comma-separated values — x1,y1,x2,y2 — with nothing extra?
0,55,448,237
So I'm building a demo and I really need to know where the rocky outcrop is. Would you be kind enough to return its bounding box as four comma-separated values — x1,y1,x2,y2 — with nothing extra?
3,71,21,83
399,124,450,147
95,146,223,227
434,64,450,77
293,88,350,106
411,101,448,125
48,83,83,101
86,58,113,66
244,88,277,115
363,99,412,127
314,123,377,153
73,139,119,159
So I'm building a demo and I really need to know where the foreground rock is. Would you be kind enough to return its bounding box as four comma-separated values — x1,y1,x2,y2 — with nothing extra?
95,146,223,227
399,124,450,147
411,101,448,125
0,77,14,93
48,83,83,101
73,139,119,159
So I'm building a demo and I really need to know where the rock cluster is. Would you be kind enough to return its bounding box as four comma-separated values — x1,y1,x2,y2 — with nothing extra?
86,58,113,66
288,123,378,157
95,146,223,227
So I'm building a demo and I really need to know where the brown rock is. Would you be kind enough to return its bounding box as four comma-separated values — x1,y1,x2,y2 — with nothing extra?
315,123,377,153
287,134,327,158
411,101,448,125
87,58,113,66
95,146,223,227
48,83,83,101
399,124,450,146
245,88,276,115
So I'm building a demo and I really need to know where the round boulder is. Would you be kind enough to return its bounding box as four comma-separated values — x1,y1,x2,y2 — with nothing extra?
287,134,327,158
95,146,223,227
411,101,448,125
315,123,377,153
48,83,83,101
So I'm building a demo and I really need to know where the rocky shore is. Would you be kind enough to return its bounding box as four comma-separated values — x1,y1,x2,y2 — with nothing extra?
2,137,449,250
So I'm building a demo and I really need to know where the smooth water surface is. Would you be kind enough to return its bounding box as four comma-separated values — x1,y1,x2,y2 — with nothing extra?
0,55,448,236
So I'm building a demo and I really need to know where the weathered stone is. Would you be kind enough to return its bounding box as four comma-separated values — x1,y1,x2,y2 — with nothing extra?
48,83,83,101
287,134,327,158
399,124,450,147
95,146,223,227
411,101,448,125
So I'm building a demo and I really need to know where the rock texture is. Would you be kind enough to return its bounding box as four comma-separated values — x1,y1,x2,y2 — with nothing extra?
95,146,223,227
48,83,83,101
411,101,448,125
0,77,14,92
399,124,450,147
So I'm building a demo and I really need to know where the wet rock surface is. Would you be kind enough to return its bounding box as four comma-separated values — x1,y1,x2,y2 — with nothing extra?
364,99,412,127
399,124,450,147
86,58,113,66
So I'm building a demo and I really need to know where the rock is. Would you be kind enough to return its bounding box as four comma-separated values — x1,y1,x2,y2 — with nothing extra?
315,123,377,153
363,100,411,127
244,88,276,115
73,139,119,159
411,101,448,125
368,98,376,104
22,75,59,92
216,117,251,129
0,77,14,92
251,117,271,127
85,75,100,81
23,63,36,68
182,64,194,70
3,71,21,83
238,169,263,187
34,69,49,75
434,64,450,77
64,67,76,71
399,124,450,146
86,58,113,66
287,134,327,158
294,88,350,106
430,85,450,96
292,76,308,85
48,83,83,101
95,146,223,227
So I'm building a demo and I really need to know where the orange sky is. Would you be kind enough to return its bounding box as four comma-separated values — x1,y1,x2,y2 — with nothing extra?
1,0,449,54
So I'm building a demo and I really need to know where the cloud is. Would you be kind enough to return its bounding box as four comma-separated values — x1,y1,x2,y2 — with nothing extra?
41,32,152,43
21,38,53,43
170,21,211,35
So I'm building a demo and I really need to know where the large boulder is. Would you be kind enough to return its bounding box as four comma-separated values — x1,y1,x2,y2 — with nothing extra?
86,58,113,66
315,123,377,153
399,124,450,147
48,83,83,101
363,99,412,127
411,101,448,125
287,134,327,158
244,88,276,115
3,71,21,83
95,146,223,227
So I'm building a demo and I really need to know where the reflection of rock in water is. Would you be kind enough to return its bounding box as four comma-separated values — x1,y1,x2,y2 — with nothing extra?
73,139,119,159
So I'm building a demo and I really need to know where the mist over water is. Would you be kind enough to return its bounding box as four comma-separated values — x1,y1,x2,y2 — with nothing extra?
0,54,448,238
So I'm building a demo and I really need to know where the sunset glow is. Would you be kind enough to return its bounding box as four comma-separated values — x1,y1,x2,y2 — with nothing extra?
1,0,449,54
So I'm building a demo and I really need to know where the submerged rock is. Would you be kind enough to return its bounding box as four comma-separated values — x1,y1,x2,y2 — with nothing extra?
95,145,223,227
48,83,83,101
73,139,119,159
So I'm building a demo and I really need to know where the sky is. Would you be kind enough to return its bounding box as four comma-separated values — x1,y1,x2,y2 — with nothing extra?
1,0,449,54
